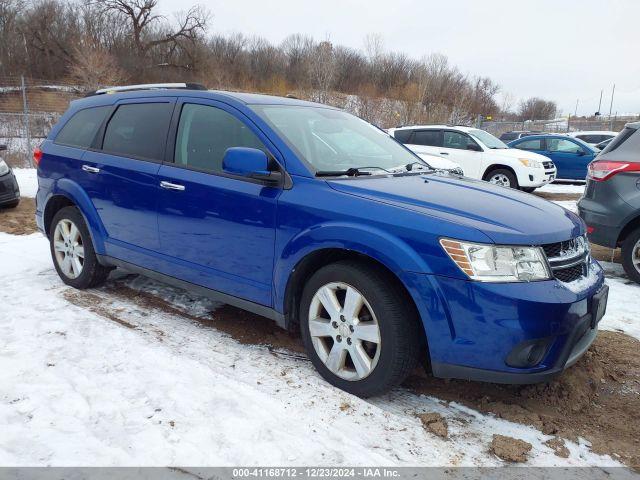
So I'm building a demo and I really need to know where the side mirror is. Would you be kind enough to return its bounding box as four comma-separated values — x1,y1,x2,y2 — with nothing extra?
222,147,282,186
467,143,482,152
0,145,6,151
577,150,586,156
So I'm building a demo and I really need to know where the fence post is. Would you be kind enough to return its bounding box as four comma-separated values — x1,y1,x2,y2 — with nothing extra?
21,75,33,167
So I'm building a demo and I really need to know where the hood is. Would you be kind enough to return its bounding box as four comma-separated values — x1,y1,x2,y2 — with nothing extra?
489,148,550,162
416,153,460,171
327,174,583,245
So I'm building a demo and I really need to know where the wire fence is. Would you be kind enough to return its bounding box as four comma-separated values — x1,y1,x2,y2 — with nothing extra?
480,117,639,137
0,76,83,167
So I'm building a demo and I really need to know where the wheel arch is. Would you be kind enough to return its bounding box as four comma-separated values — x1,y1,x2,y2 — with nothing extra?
43,178,107,254
281,247,429,360
482,164,518,182
617,213,640,246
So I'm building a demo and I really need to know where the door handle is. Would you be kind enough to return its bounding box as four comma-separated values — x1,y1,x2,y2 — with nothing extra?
439,152,449,155
160,181,186,191
82,165,100,173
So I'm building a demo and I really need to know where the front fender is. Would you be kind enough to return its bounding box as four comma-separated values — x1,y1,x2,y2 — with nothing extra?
46,178,107,254
273,221,432,313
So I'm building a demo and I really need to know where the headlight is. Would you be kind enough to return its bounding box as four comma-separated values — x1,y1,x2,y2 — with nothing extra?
0,159,9,176
518,158,543,168
440,238,551,282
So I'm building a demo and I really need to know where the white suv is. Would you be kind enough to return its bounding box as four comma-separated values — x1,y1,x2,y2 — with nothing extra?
389,125,557,192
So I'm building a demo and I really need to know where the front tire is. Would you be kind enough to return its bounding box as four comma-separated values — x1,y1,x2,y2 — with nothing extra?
1,198,19,209
485,168,518,189
300,261,422,397
621,227,640,284
521,187,536,193
50,206,113,289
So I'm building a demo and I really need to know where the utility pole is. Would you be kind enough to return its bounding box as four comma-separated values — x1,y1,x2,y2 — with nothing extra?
608,84,616,118
21,75,32,167
608,84,616,131
596,89,603,116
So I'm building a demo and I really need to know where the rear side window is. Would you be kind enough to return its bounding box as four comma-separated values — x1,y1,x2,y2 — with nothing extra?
411,130,441,147
393,129,412,143
102,103,173,161
515,138,543,151
174,103,266,173
601,128,635,154
55,106,110,149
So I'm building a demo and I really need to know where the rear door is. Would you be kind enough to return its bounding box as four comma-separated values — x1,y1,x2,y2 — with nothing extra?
81,98,175,258
155,98,280,306
405,129,443,157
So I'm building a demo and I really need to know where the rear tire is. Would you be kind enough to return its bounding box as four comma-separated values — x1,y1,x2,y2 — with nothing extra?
300,260,422,397
50,206,113,289
621,227,640,284
485,168,518,189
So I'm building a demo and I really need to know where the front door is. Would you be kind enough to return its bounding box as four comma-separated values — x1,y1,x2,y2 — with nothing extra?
439,130,484,178
546,138,592,180
156,100,280,306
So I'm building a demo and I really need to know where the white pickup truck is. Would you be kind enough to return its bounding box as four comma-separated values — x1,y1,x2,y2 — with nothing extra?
388,125,557,192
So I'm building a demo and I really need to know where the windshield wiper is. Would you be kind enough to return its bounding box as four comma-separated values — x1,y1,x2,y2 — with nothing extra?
404,161,432,171
315,168,373,177
315,166,392,177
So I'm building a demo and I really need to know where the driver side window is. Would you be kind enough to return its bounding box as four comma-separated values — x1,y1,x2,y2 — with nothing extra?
174,103,267,173
547,138,582,154
443,131,477,150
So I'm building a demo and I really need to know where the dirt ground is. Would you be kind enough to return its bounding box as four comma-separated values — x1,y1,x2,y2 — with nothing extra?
2,191,638,468
0,197,37,235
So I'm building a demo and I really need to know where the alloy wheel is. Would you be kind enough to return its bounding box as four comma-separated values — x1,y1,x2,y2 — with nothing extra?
53,219,85,279
489,173,511,187
308,282,381,381
633,238,640,274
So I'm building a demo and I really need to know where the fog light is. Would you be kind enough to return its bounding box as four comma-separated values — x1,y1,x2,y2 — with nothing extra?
506,338,552,368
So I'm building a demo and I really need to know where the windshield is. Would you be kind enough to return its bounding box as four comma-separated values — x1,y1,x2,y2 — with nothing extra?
468,129,508,149
251,105,430,174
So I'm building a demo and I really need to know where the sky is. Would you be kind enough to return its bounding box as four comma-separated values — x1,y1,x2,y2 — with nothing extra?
161,0,640,116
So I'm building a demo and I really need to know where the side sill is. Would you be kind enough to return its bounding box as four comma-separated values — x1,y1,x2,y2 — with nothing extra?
98,254,286,329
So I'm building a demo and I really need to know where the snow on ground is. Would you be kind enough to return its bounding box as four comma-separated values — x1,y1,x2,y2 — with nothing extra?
538,182,585,195
0,231,632,469
552,200,578,214
13,168,38,197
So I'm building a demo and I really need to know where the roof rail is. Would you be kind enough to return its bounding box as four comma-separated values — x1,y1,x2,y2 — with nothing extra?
87,83,207,96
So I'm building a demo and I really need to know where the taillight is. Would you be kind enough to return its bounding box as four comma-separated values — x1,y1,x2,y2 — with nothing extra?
33,147,43,167
587,160,640,181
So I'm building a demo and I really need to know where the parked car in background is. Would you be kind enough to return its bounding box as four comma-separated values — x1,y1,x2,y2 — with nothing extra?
36,84,607,396
499,131,546,142
578,122,640,283
0,145,20,208
595,138,613,151
508,134,597,181
388,125,556,191
567,131,618,146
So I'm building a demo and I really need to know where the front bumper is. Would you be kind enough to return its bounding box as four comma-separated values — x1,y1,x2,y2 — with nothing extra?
0,171,20,205
404,258,606,383
518,166,557,187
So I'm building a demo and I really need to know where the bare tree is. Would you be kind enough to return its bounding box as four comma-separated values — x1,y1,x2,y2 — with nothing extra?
518,97,557,121
69,42,127,89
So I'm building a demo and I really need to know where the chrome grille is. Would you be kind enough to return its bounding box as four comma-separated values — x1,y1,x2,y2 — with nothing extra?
542,235,589,283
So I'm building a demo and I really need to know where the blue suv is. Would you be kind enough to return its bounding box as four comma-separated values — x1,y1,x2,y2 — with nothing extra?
35,84,608,396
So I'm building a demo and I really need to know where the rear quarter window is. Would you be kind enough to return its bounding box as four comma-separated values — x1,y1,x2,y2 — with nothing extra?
55,106,111,149
500,133,517,141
